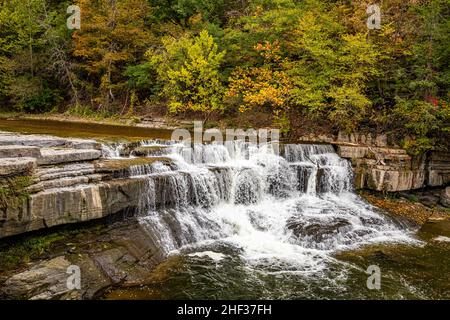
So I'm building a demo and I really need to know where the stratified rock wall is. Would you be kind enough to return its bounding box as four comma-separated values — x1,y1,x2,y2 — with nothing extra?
335,133,450,192
0,132,149,239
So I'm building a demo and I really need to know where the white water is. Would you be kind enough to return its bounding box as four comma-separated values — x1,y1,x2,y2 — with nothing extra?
101,142,125,159
103,141,417,273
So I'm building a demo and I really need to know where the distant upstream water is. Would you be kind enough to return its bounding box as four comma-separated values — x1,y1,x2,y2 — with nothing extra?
0,118,173,142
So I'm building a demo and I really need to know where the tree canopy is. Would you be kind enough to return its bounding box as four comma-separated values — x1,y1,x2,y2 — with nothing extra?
0,0,448,153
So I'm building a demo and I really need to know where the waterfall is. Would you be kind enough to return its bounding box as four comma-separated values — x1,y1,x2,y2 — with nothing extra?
135,142,414,267
101,142,124,158
104,140,415,272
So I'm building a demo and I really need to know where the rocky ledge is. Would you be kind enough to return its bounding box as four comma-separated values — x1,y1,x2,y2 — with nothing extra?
293,131,450,193
0,131,172,239
1,130,449,239
0,218,166,299
333,133,450,193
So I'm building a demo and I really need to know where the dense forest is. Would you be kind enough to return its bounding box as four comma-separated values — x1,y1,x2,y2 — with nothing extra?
0,0,449,153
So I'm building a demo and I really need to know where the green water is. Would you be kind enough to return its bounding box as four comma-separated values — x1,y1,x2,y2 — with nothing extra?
105,222,450,300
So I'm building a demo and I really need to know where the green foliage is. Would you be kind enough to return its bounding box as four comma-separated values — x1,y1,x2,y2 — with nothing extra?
72,0,154,111
150,30,226,118
125,62,159,94
392,99,450,154
0,0,448,151
0,175,33,212
0,0,66,111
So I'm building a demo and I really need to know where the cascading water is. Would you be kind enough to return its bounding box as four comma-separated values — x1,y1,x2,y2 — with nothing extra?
98,140,428,299
101,142,125,159
123,141,416,274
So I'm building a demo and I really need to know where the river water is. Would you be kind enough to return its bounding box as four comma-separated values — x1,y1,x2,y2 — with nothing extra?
102,140,450,299
1,119,448,299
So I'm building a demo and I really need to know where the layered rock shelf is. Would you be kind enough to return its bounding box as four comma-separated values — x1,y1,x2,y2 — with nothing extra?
1,130,449,240
336,145,450,192
0,132,153,239
294,131,450,192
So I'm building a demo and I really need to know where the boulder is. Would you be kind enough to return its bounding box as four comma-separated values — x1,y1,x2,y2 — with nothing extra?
1,256,81,300
287,217,352,242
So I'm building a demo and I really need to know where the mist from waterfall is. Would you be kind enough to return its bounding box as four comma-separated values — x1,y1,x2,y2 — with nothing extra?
118,140,417,275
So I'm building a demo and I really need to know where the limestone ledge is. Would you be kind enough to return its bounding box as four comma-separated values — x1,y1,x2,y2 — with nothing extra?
0,132,158,239
0,178,148,239
337,145,450,192
295,131,449,192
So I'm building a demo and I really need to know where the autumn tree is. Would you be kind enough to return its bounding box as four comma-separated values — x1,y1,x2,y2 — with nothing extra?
149,30,226,122
72,0,154,112
0,0,67,112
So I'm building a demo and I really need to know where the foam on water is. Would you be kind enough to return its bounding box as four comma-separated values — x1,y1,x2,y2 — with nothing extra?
103,140,417,274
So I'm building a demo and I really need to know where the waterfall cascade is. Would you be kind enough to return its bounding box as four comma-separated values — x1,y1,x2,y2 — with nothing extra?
103,140,415,272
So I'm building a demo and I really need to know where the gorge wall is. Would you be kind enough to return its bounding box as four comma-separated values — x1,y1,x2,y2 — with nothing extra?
334,132,450,192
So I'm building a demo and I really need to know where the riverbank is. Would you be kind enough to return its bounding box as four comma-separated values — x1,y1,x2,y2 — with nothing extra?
0,116,176,142
0,112,183,131
0,215,165,299
0,128,449,299
360,190,450,226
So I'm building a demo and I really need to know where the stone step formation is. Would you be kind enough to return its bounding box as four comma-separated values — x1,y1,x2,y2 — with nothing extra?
1,131,449,240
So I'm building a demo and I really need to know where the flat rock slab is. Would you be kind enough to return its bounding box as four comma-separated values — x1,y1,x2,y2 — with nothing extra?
0,132,101,150
0,132,67,148
0,157,37,175
2,256,81,300
39,148,102,165
65,138,102,150
0,145,41,159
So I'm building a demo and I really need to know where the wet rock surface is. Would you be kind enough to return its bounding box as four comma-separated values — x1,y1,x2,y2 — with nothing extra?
287,217,352,242
0,218,165,300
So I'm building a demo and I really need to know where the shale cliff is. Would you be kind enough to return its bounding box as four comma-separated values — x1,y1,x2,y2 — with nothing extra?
334,132,450,192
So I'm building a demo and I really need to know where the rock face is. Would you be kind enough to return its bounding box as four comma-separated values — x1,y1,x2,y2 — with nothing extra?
428,152,450,187
0,132,158,239
441,187,450,208
1,219,165,300
294,131,450,192
1,178,148,238
337,145,449,192
0,157,36,175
